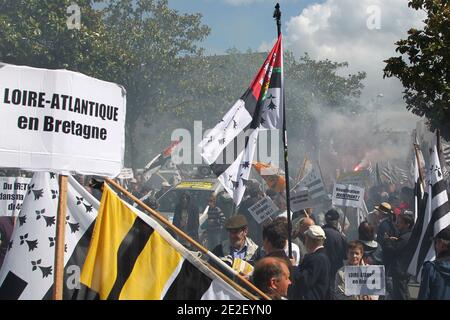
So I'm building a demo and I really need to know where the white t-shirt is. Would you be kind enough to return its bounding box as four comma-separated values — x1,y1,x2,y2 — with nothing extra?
284,242,301,266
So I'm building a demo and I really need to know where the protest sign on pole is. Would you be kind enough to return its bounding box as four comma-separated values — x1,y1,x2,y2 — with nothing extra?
332,183,365,209
290,188,312,212
0,63,126,178
0,177,31,216
344,265,386,296
292,161,327,200
248,196,279,224
117,168,134,180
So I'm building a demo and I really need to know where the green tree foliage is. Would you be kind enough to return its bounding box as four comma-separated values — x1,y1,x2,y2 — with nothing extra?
384,0,450,138
0,0,365,169
0,0,119,78
0,0,210,167
99,0,210,166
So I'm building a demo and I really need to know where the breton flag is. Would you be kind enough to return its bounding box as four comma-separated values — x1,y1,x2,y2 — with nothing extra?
198,36,283,205
407,142,450,278
413,143,425,223
375,162,382,186
441,141,450,176
143,139,181,181
381,162,395,184
0,172,99,299
76,183,246,300
291,160,327,200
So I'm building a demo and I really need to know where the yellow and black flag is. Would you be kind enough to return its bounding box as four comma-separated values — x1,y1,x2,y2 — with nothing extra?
76,184,245,300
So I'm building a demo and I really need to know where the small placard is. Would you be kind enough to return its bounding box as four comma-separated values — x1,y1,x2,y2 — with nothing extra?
344,265,385,296
332,183,365,209
248,196,279,224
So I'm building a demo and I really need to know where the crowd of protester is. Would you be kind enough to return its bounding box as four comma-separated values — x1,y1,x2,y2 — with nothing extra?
1,167,449,300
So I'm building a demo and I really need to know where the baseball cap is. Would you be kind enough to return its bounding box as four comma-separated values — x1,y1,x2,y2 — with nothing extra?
325,209,340,221
162,181,171,187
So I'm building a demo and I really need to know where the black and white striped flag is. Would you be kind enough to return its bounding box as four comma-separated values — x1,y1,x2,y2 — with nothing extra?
407,143,450,278
413,144,425,223
439,140,450,178
381,162,395,184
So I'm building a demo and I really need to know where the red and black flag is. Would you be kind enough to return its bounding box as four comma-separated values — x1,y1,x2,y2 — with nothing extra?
143,139,180,181
198,36,283,205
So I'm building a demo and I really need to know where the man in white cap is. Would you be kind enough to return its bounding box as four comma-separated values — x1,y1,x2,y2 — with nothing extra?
155,181,171,199
289,225,331,300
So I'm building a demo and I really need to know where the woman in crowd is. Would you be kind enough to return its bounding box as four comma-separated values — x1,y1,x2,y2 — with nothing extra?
173,192,199,242
358,221,383,265
334,240,379,300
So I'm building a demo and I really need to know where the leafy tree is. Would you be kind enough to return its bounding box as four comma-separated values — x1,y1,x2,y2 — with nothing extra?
0,0,365,170
0,0,211,168
97,0,211,167
384,0,450,139
0,0,121,79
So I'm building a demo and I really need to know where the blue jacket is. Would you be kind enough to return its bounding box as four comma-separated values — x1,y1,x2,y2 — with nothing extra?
418,257,450,300
376,216,397,243
322,224,347,280
289,247,331,300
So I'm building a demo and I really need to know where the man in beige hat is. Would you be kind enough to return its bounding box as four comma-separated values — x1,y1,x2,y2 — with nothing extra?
211,215,259,265
155,181,171,199
375,202,398,243
289,225,331,300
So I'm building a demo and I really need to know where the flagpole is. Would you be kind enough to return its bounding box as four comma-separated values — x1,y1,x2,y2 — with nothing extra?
295,153,308,185
203,261,259,300
104,178,271,300
274,3,293,258
436,129,445,170
413,143,425,190
53,174,68,300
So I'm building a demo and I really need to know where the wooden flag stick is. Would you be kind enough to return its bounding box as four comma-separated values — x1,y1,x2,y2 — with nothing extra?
53,174,68,300
413,143,425,191
295,153,308,185
105,178,271,300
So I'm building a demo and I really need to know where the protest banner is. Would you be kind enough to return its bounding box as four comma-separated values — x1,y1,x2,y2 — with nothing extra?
0,63,126,299
0,177,31,216
117,168,134,180
292,161,327,200
290,188,312,212
332,183,365,209
0,63,126,178
248,196,279,224
344,265,386,296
